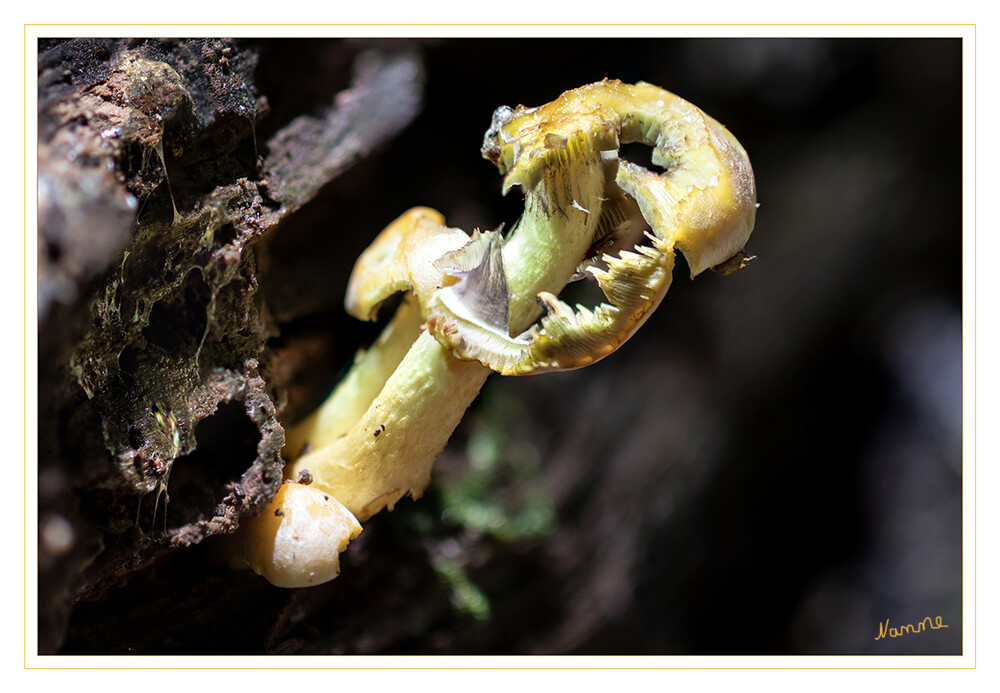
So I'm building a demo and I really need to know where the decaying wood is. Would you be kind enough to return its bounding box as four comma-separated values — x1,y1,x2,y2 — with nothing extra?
37,38,423,653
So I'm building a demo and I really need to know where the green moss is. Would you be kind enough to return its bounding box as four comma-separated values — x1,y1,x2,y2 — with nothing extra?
430,552,492,622
439,395,555,543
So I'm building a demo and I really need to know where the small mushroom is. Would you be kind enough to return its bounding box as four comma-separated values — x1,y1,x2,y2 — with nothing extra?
245,80,758,587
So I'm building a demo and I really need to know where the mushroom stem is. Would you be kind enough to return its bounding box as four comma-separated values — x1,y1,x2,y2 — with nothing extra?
289,331,490,521
283,296,424,458
500,133,607,328
243,480,362,588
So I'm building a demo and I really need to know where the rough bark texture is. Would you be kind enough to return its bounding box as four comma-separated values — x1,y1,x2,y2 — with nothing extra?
37,38,423,653
37,38,962,656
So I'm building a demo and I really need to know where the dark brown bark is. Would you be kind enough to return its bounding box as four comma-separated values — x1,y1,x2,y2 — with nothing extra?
37,38,423,653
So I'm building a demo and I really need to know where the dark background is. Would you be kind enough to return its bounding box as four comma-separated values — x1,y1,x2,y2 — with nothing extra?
43,37,964,655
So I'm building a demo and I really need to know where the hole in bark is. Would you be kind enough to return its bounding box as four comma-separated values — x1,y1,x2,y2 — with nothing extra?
215,222,239,249
163,400,261,529
128,426,144,450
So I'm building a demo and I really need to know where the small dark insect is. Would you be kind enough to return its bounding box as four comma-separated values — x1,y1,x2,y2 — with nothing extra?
274,508,284,517
373,423,386,438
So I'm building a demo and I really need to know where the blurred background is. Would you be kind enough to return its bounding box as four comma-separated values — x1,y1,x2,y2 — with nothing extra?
52,37,964,655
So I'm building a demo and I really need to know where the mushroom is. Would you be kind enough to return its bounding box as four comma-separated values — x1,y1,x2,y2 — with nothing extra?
244,80,757,587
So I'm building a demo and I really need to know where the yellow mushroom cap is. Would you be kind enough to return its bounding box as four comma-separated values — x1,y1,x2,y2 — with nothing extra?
482,79,757,276
244,481,362,588
345,206,470,322
426,80,758,375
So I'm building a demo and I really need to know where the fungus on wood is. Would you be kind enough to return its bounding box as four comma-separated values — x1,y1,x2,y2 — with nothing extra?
245,80,758,588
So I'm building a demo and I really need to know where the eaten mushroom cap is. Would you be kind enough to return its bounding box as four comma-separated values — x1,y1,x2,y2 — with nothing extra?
244,480,362,588
484,79,757,277
429,79,758,375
